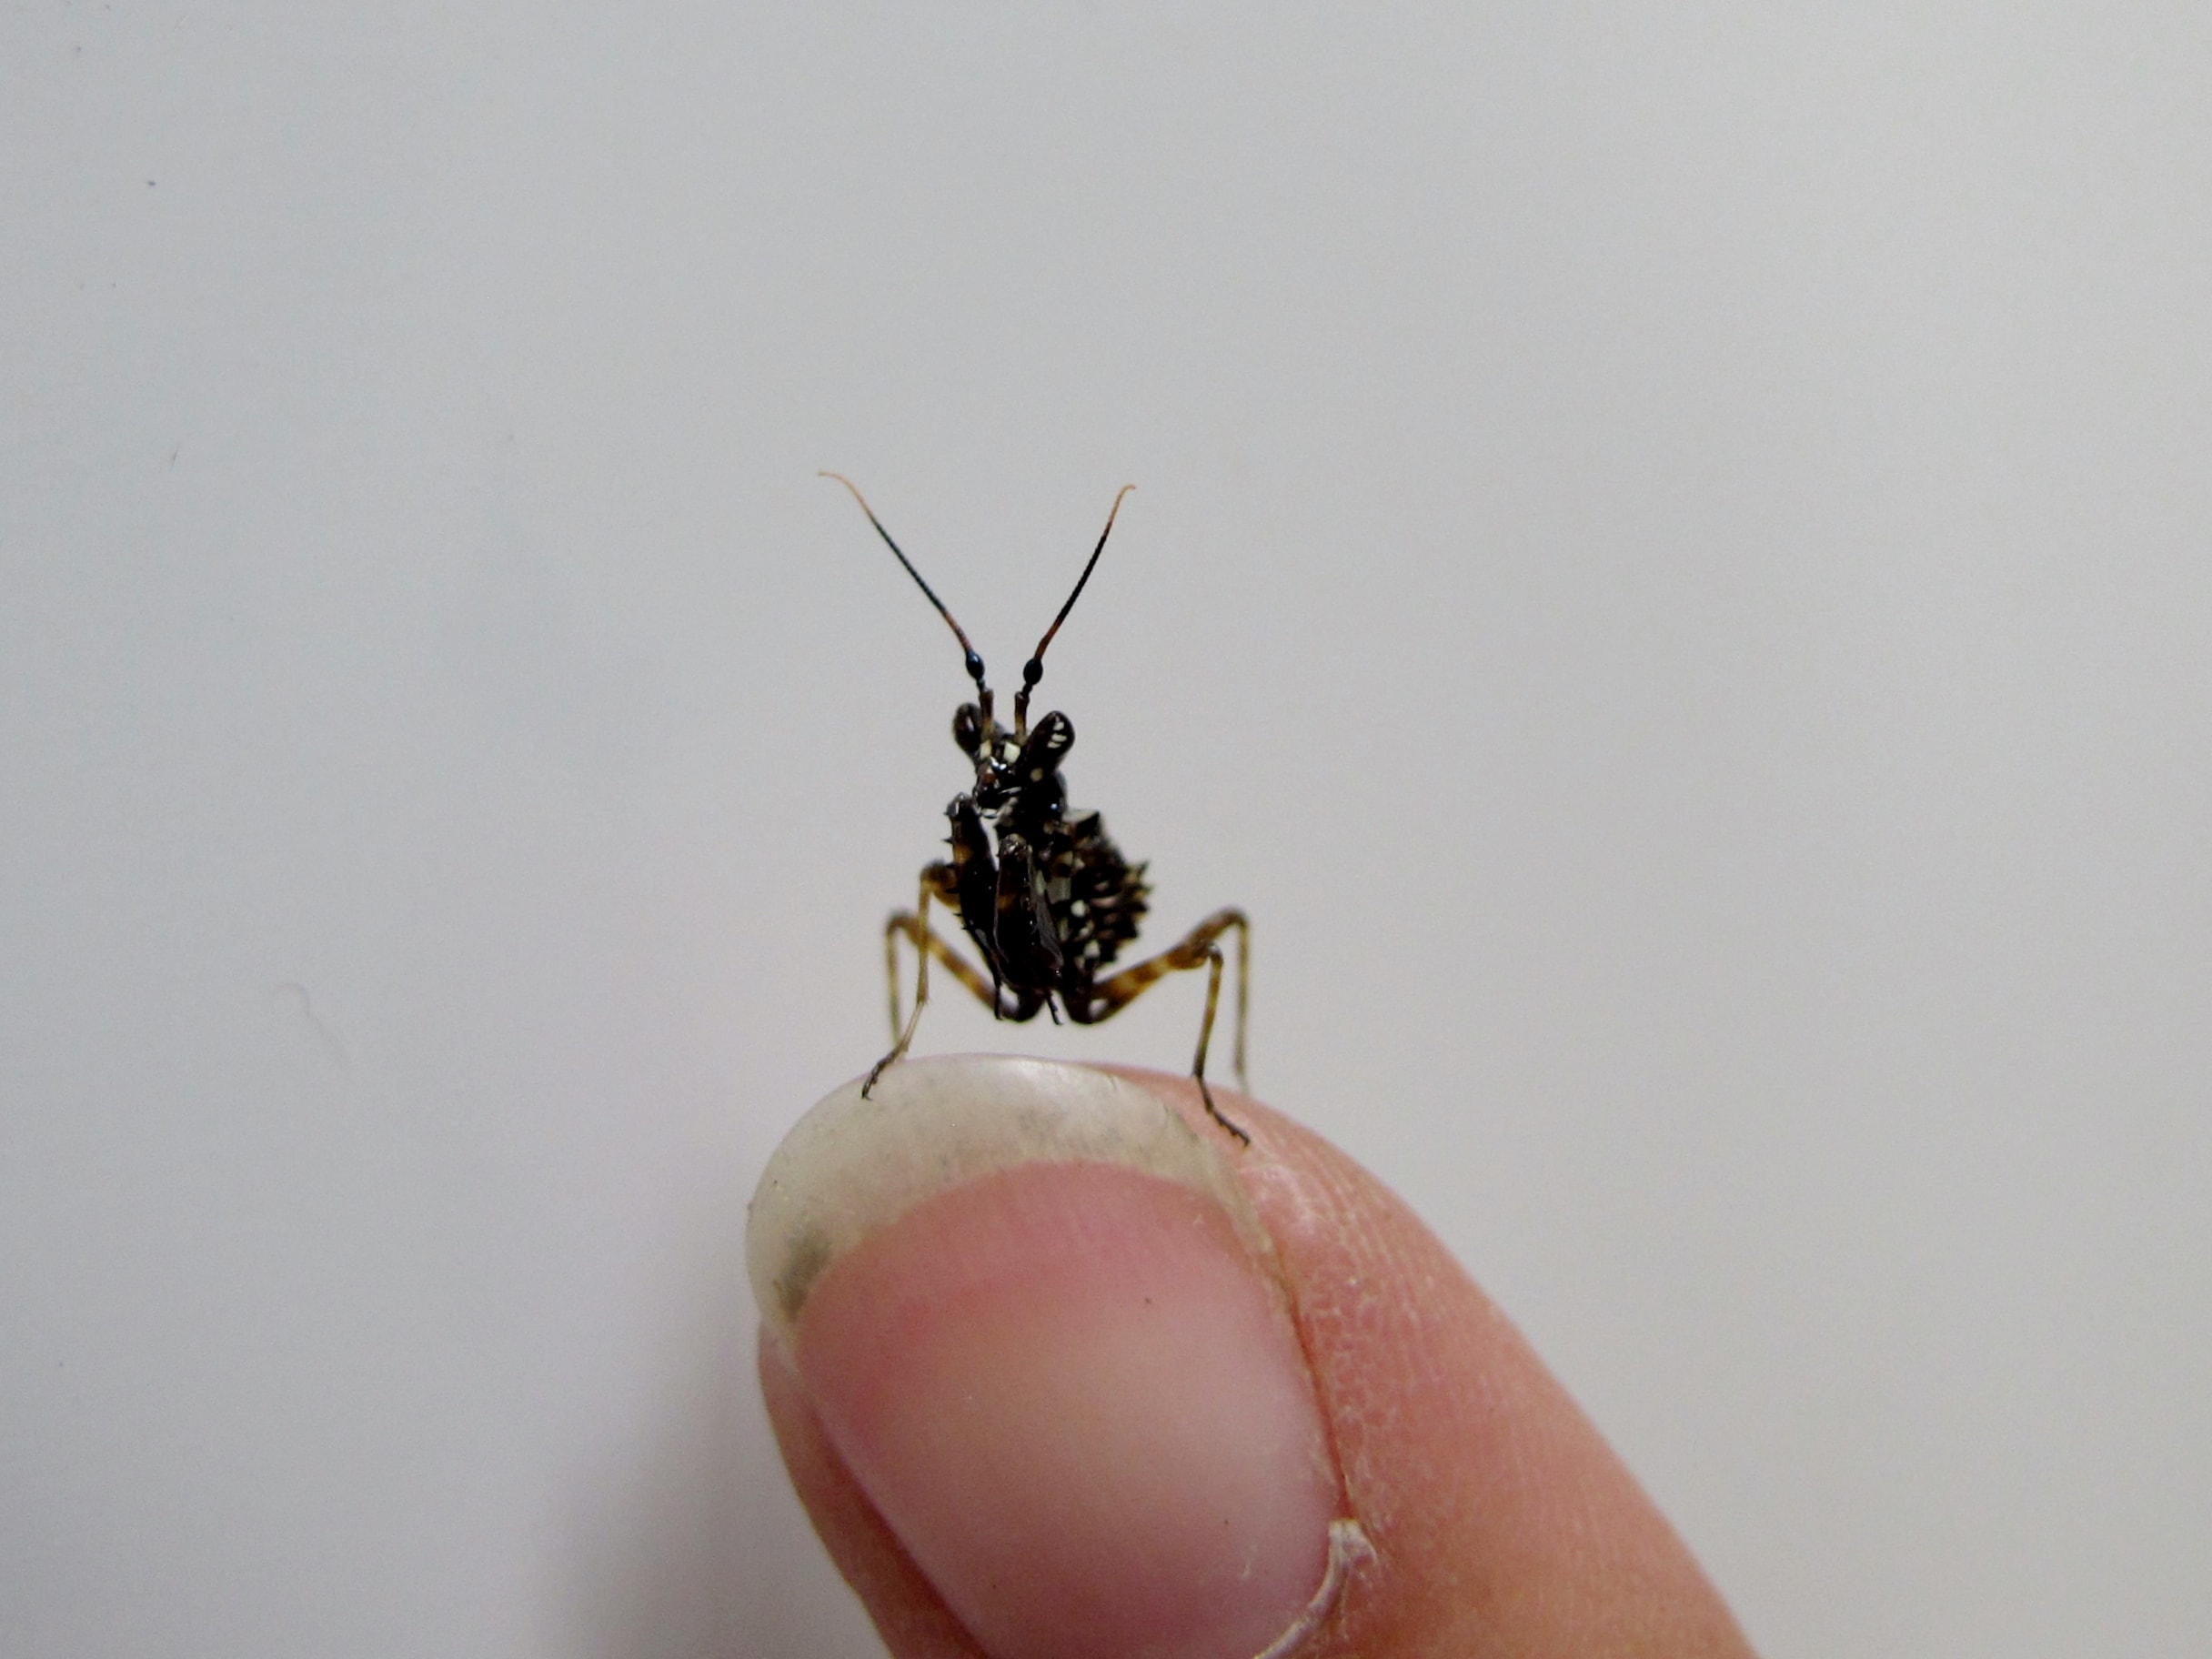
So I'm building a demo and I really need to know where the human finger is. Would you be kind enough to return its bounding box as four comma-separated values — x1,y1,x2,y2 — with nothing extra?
749,1056,1751,1659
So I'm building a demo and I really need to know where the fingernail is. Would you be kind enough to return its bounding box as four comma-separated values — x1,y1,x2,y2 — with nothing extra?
749,1056,1342,1659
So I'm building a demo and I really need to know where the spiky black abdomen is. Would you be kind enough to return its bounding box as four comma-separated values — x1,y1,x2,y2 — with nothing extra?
1037,807,1148,990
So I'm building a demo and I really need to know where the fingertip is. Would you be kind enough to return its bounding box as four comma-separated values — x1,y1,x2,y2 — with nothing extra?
754,1058,1751,1659
751,1057,1344,1659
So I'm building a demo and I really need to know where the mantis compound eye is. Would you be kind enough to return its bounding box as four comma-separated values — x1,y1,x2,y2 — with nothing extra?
1019,711,1073,778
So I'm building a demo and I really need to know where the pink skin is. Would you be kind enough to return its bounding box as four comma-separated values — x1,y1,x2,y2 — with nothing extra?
762,1068,1755,1659
791,1160,1339,1659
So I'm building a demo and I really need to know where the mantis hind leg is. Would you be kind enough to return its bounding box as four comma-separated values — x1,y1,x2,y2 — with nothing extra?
1080,908,1251,1144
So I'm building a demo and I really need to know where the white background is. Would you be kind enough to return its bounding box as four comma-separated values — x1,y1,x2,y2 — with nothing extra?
5,6,2208,1655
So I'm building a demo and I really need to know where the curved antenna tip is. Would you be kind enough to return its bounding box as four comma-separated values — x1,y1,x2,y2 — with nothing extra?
1019,480,1139,714
818,469,870,510
820,472,986,686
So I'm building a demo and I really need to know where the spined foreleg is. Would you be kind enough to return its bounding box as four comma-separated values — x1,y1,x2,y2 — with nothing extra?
870,866,1041,1097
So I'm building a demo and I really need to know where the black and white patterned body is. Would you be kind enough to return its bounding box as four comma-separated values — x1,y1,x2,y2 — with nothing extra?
822,472,1252,1142
934,708,1149,1025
